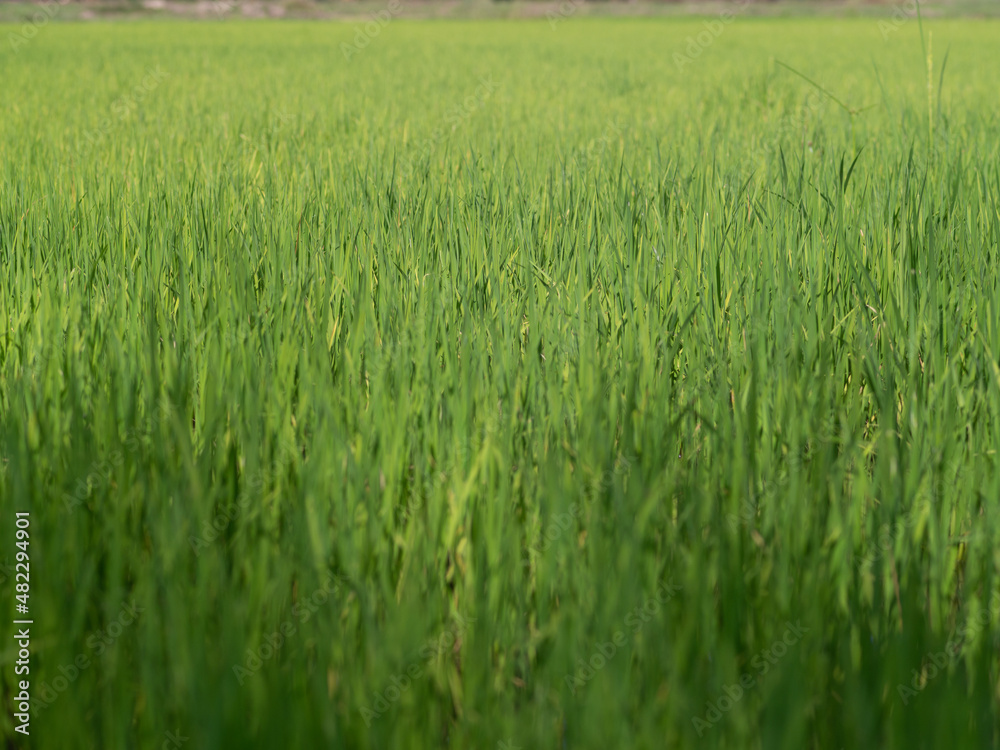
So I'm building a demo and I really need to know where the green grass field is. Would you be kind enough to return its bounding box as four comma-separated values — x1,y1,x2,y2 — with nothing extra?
2,16,999,749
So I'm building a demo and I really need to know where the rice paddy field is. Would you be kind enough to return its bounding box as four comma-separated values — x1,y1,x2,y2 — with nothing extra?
2,14,1000,749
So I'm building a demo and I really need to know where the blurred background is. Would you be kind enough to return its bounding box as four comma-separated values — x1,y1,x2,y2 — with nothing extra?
0,0,998,22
